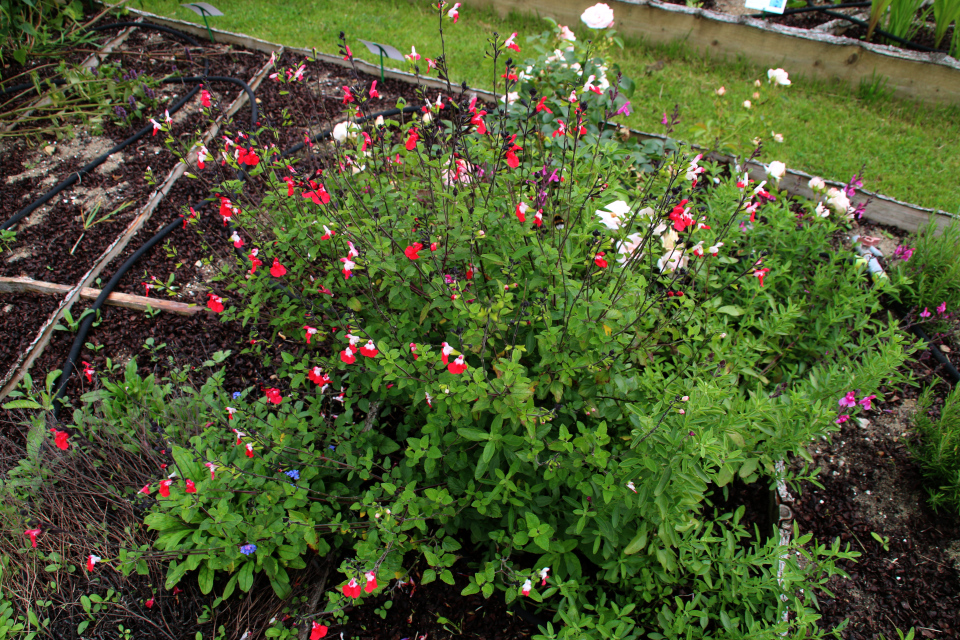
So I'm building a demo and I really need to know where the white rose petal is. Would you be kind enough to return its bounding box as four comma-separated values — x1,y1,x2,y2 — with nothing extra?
581,3,615,29
767,68,791,86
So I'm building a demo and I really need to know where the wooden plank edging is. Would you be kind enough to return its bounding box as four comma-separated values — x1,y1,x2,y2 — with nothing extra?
0,276,208,315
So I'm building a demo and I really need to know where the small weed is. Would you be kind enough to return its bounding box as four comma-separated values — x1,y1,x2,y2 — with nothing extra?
856,71,893,104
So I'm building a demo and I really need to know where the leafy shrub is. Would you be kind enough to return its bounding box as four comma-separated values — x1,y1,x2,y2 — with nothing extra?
43,9,913,639
910,385,960,514
891,219,960,328
0,0,91,65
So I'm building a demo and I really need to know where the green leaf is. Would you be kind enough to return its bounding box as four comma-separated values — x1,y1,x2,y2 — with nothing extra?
440,570,455,585
238,560,255,592
198,564,214,595
624,523,648,555
738,458,759,478
421,569,437,585
654,465,672,496
457,428,490,441
2,399,43,410
164,560,190,590
716,305,744,316
461,582,480,596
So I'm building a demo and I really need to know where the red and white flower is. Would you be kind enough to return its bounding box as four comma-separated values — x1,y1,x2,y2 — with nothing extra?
441,342,454,364
521,579,532,596
245,442,255,458
447,2,460,22
205,462,218,480
86,555,101,572
447,354,468,375
159,479,174,497
341,345,357,364
753,267,771,286
304,326,318,344
24,528,41,548
504,32,520,52
226,407,237,422
185,479,197,493
516,202,529,222
310,622,329,640
539,567,550,586
364,571,378,593
594,252,608,268
342,578,362,599
341,257,355,279
230,231,244,248
359,340,379,358
207,293,225,313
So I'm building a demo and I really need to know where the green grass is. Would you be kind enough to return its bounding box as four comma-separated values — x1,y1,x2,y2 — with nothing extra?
128,0,960,213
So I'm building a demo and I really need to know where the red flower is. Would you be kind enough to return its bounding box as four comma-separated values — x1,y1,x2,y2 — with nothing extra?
219,197,237,226
318,285,333,296
145,597,155,609
343,44,352,61
369,80,380,99
359,340,379,358
50,428,69,450
430,242,438,251
361,131,372,152
447,355,468,374
283,176,296,196
139,484,151,495
270,258,287,278
405,129,419,151
553,120,566,138
753,267,771,287
410,343,419,360
470,109,487,134
185,479,197,493
249,251,263,274
441,341,454,364
340,346,356,364
245,443,255,458
159,479,173,498
207,294,225,313
405,243,424,260
342,578,362,599
304,326,318,344
535,96,552,114
504,135,522,169
82,361,94,384
594,252,608,268
303,185,331,205
200,88,211,107
311,622,329,640
364,571,378,593
342,86,354,104
236,147,260,166
515,202,528,222
24,528,41,548
265,388,283,404
86,555,100,572
308,367,331,388
504,32,520,52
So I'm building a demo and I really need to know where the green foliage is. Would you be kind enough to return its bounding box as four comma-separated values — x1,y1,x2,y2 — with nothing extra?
883,0,933,44
0,0,89,64
910,385,960,514
52,18,913,640
892,219,960,321
934,0,960,54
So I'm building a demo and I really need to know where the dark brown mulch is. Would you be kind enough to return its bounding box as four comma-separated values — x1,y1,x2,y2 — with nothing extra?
0,292,62,373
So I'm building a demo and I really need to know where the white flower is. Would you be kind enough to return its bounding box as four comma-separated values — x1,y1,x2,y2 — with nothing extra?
815,201,829,217
332,121,359,143
766,161,786,183
715,86,726,96
772,132,784,143
500,91,519,104
616,232,645,264
375,115,385,127
825,187,851,215
754,79,762,87
658,248,689,273
580,3,615,29
767,68,791,86
742,100,752,109
808,176,826,193
596,200,631,230
559,25,576,41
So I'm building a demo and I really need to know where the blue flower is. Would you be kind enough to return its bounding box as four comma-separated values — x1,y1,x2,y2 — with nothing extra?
285,470,300,481
239,544,257,555
328,445,336,451
233,392,242,399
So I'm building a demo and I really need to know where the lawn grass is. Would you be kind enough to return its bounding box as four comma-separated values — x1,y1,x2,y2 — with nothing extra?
128,0,960,213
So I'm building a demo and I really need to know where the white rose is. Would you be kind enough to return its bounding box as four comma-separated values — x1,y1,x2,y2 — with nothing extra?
596,200,631,230
825,187,851,215
332,121,359,143
815,202,829,217
766,161,786,182
580,3,615,29
742,100,752,109
767,68,791,86
808,176,826,192
500,91,519,104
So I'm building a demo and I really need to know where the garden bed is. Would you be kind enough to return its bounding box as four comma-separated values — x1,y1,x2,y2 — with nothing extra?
2,8,960,640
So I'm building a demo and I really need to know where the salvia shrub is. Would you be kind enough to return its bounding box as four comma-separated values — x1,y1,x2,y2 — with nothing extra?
37,7,914,639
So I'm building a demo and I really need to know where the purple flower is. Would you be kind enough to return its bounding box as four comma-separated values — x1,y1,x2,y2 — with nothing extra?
240,544,257,555
616,101,631,116
114,106,128,119
661,112,668,125
233,391,242,399
838,391,857,408
128,95,136,106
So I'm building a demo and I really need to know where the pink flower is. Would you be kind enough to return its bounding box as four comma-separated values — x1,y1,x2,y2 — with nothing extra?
359,340,379,358
859,395,877,411
938,302,947,315
207,294,224,313
447,354,468,375
200,88,211,107
835,415,850,424
920,307,931,319
838,392,857,408
342,86,354,104
86,555,101,572
265,388,283,404
626,480,637,493
342,578,362,599
369,80,380,99
364,571,378,593
24,528,41,548
139,485,151,495
145,597,155,609
504,32,520,52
